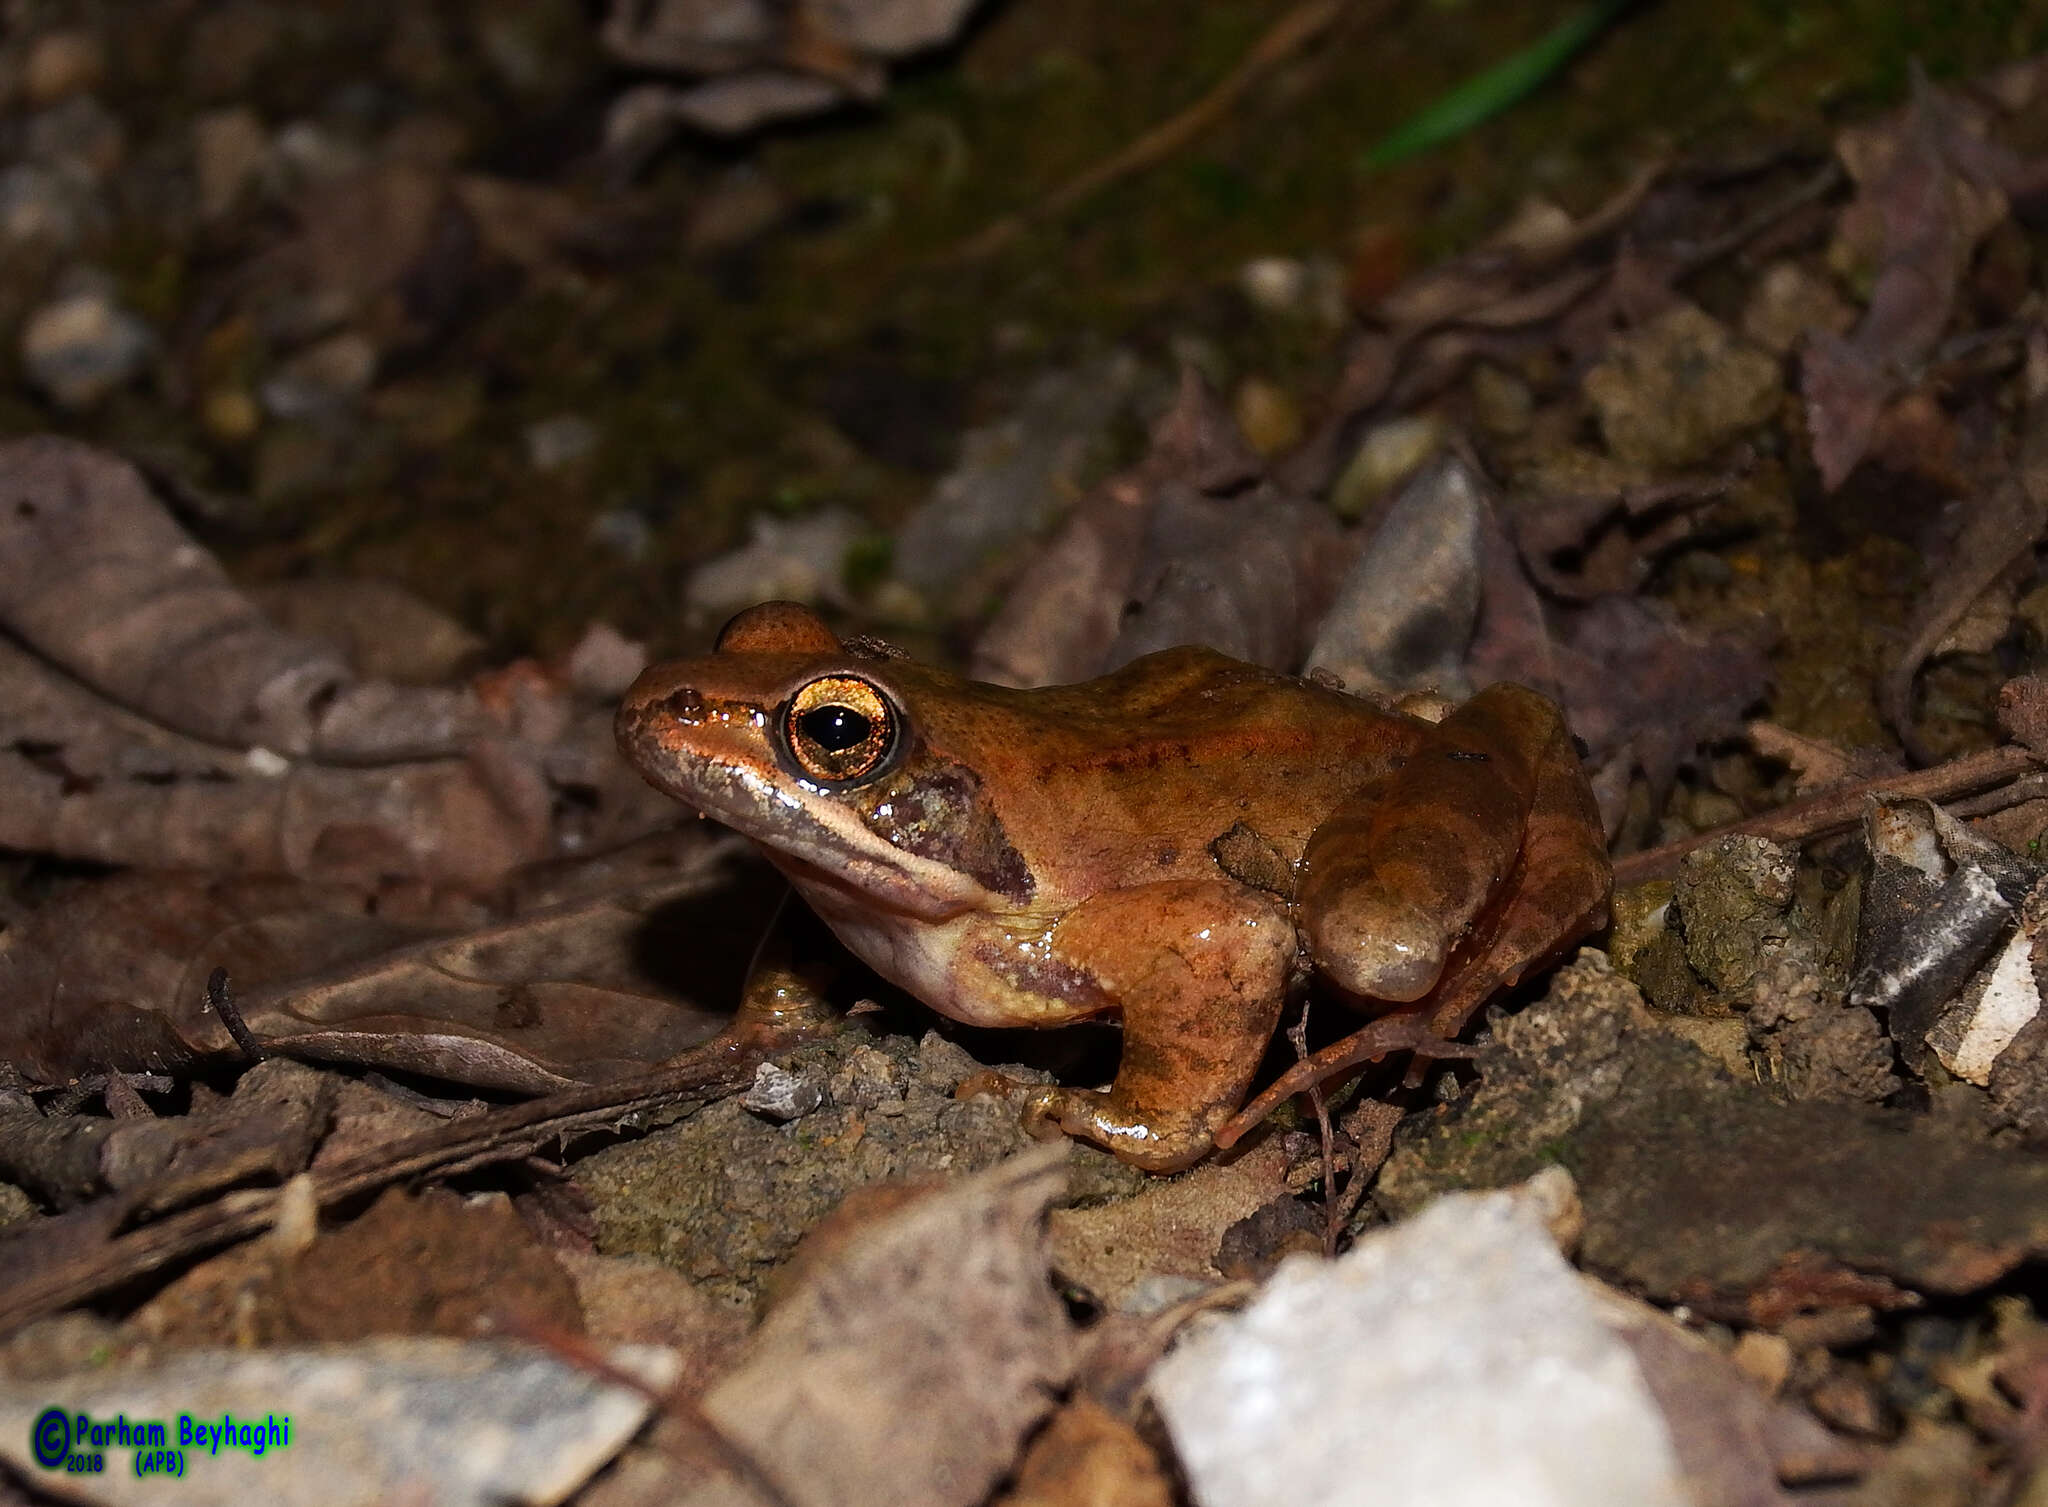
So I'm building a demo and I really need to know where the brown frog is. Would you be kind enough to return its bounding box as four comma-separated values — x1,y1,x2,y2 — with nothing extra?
617,601,1610,1171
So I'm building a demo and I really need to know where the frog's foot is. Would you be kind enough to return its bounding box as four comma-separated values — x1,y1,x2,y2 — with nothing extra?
1021,1086,1229,1173
1210,1008,1468,1151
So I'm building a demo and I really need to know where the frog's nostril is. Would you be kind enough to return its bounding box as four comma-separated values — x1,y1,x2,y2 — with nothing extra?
663,688,705,722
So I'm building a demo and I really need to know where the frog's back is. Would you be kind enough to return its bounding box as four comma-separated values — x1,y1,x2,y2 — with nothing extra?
901,647,1426,894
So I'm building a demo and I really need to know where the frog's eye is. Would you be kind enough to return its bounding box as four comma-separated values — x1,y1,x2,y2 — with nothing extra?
783,675,898,786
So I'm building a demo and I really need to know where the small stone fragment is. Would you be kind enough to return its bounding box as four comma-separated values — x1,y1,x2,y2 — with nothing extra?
192,106,272,220
742,1061,824,1122
828,1044,907,1112
1583,303,1781,469
1328,412,1447,519
21,31,105,106
1807,1369,1888,1437
1729,1330,1792,1395
1740,260,1856,356
20,289,153,409
261,331,378,419
525,412,598,471
1230,376,1301,457
1747,955,1896,1105
1674,834,1802,996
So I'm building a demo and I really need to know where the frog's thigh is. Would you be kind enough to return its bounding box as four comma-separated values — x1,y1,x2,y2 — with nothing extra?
1024,881,1292,1173
1299,682,1557,1001
1424,713,1611,1038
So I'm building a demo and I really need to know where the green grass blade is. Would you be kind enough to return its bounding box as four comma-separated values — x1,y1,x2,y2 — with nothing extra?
1362,0,1635,170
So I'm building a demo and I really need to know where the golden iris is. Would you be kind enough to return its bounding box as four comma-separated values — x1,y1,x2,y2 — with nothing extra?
784,676,895,784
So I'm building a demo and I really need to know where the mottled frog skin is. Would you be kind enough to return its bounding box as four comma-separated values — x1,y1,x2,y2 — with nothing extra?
617,602,1609,1171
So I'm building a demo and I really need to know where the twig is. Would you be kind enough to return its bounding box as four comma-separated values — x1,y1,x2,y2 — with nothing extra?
946,0,1354,262
1675,161,1844,274
0,1047,773,1336
1332,1097,1403,1235
207,967,264,1061
1948,771,2048,820
1610,743,2040,887
1286,1007,1342,1258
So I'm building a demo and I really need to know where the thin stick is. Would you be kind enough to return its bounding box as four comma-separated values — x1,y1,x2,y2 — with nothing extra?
0,1049,767,1336
947,0,1353,262
1610,743,2039,888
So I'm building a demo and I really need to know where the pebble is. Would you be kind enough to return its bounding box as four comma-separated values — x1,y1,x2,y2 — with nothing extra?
192,107,272,220
20,288,152,409
0,162,93,247
1237,254,1346,325
525,413,598,471
1329,412,1446,519
260,331,378,419
24,93,124,182
201,386,261,443
587,508,653,564
272,120,369,187
21,31,105,107
1232,376,1302,456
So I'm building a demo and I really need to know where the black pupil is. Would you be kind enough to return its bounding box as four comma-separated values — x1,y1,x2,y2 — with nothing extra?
800,705,871,751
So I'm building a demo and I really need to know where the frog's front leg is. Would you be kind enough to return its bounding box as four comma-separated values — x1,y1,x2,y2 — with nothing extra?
1021,881,1294,1172
662,887,845,1071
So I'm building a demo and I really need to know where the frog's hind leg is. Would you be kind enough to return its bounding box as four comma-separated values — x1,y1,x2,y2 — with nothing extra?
1217,693,1610,1149
1022,881,1295,1173
1295,682,1563,1004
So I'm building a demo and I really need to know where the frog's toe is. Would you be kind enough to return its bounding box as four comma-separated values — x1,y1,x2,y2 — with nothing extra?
1307,893,1449,1002
1019,1086,1211,1172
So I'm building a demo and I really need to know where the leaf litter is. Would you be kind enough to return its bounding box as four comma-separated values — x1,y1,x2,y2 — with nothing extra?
19,20,2048,1507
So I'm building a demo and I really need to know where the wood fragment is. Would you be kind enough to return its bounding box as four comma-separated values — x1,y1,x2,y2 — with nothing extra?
947,0,1356,262
1611,743,2040,888
0,1042,783,1337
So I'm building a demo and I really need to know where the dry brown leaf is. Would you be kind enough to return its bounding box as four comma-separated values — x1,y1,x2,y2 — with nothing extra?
0,832,739,1090
696,1146,1075,1507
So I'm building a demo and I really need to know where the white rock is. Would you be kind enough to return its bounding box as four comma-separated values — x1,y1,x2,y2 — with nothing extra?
742,1061,824,1121
1929,922,2043,1085
21,290,153,409
1151,1184,1688,1507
